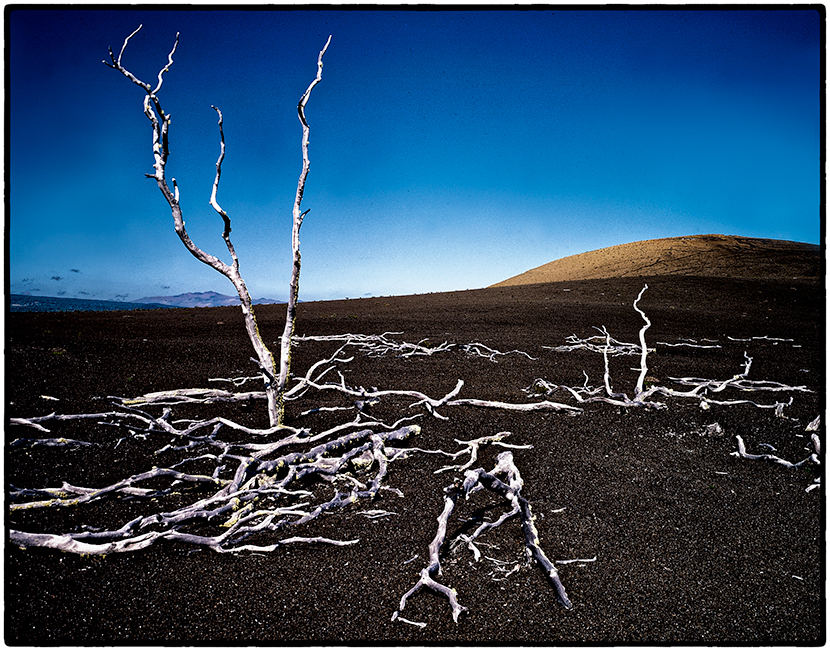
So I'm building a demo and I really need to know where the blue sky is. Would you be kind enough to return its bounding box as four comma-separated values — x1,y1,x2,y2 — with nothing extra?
8,8,822,302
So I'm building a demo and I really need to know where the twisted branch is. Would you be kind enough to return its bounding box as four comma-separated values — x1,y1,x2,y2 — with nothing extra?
530,285,813,412
277,35,333,425
731,432,821,491
9,420,422,555
395,451,575,625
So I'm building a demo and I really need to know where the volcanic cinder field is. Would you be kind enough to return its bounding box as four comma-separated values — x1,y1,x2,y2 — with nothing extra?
6,235,824,644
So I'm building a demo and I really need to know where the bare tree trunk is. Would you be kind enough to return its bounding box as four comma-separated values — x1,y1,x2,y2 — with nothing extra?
209,105,280,423
105,27,331,427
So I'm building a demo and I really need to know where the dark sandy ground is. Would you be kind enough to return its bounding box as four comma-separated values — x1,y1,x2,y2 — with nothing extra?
5,275,825,644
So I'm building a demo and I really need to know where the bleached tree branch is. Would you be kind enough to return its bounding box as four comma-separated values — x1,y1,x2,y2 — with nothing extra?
276,35,333,425
632,284,651,398
395,451,575,625
731,433,821,482
530,285,813,412
106,27,331,427
9,422,424,555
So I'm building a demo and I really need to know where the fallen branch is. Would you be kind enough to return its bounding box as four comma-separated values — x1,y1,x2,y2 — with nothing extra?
435,432,532,474
395,452,575,624
395,484,467,622
532,287,814,412
544,330,649,356
9,423,424,554
294,332,455,358
10,437,94,450
462,453,573,610
460,342,537,362
731,433,821,491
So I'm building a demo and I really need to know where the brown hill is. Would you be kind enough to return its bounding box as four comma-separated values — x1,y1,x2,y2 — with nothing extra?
490,234,821,287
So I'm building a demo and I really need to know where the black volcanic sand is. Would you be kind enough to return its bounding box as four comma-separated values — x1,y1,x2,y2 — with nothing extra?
6,276,825,644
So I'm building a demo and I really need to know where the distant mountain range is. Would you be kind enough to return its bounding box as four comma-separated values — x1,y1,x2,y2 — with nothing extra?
133,291,282,308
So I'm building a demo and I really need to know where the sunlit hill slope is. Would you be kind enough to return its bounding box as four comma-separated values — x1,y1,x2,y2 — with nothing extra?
490,234,821,287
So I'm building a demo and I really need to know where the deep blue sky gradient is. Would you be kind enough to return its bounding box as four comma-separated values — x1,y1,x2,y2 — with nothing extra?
8,8,823,301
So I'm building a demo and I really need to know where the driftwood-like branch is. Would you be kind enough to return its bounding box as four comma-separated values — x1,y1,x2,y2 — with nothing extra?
434,432,532,474
294,372,582,419
461,453,573,610
544,330,651,356
632,284,651,398
664,353,811,396
531,285,814,412
120,388,267,407
807,431,822,492
395,486,467,623
395,452,575,625
276,35,333,425
10,411,138,433
731,425,821,492
533,286,664,409
460,342,537,362
294,332,536,361
9,421,423,555
9,437,94,450
731,433,821,475
289,336,578,416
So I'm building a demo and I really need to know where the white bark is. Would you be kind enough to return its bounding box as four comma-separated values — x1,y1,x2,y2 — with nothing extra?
395,488,468,623
396,451,575,624
9,422,424,555
462,453,573,610
731,434,819,474
632,284,651,398
532,286,813,411
277,35,333,425
106,27,331,427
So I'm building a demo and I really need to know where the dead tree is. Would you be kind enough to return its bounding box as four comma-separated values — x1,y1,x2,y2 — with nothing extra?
394,451,573,625
104,26,331,427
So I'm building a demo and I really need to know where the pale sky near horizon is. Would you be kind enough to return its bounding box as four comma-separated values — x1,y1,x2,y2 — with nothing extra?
8,8,822,302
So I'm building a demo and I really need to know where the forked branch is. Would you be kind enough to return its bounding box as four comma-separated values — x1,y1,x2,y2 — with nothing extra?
105,27,331,427
394,452,574,625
